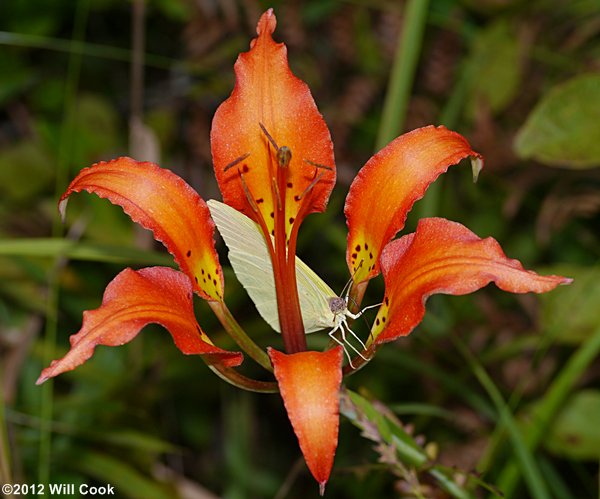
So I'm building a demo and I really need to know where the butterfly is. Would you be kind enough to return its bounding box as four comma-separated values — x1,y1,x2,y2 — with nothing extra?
207,200,378,365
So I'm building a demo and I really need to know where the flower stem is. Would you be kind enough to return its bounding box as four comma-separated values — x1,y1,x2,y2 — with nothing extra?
206,363,278,393
209,301,273,372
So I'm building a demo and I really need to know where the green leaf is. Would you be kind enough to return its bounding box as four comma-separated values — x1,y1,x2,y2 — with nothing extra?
0,140,54,202
539,265,600,344
72,451,174,499
515,74,600,168
546,390,600,460
467,20,522,116
0,238,173,265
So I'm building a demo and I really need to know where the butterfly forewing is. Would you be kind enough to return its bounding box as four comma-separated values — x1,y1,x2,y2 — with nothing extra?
207,200,336,334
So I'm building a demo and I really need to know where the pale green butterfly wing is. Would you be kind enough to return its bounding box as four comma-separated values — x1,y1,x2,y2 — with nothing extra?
207,200,335,333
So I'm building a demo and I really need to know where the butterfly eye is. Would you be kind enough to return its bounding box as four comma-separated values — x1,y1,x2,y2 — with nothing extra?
328,296,347,314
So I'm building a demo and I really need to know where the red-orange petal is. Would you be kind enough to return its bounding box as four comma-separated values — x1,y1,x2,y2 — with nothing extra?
60,157,223,301
371,218,572,344
268,346,343,494
345,125,483,283
36,267,242,384
211,9,335,236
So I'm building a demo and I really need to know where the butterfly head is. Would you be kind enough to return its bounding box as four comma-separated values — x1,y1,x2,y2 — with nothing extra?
328,296,348,316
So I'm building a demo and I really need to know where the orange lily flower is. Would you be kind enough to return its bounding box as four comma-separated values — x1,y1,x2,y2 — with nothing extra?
39,9,571,494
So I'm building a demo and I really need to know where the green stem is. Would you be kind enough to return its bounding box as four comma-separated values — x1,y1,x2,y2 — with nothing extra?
495,325,600,497
38,0,89,485
452,335,550,499
418,54,475,220
0,30,175,69
208,301,272,372
0,385,11,484
375,0,430,150
206,364,277,394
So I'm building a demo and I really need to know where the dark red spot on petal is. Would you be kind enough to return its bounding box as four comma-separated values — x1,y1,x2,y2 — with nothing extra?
256,198,264,204
287,182,293,188
242,164,249,173
365,242,369,250
186,250,191,257
355,245,361,251
352,253,357,259
369,252,373,260
376,318,380,326
385,296,389,306
270,212,274,218
289,217,295,224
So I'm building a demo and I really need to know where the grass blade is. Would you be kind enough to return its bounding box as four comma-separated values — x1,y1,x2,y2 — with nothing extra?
376,0,430,150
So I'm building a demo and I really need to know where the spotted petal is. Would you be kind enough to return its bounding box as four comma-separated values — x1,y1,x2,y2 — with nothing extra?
60,157,223,301
371,218,572,344
268,347,343,494
345,126,482,283
37,267,242,384
211,9,335,237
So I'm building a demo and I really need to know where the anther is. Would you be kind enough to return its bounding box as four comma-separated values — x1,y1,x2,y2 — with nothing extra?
303,158,332,171
259,122,279,151
271,176,282,211
296,171,325,201
240,172,259,213
224,152,250,172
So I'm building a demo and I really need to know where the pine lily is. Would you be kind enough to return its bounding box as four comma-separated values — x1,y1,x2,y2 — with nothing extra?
38,9,571,494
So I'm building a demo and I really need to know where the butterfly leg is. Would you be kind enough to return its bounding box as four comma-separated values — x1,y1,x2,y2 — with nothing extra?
345,302,382,320
336,320,369,363
328,323,355,368
340,321,370,361
341,321,369,360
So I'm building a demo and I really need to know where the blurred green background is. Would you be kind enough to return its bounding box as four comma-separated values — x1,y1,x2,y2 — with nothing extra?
1,0,599,497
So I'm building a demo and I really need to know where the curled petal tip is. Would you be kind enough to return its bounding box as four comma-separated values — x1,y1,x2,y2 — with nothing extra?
58,198,68,223
471,156,484,183
319,482,326,496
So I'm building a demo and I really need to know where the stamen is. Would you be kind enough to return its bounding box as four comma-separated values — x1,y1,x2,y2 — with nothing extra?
271,176,282,211
239,172,259,213
223,152,250,172
296,171,325,201
303,158,332,171
259,122,279,151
